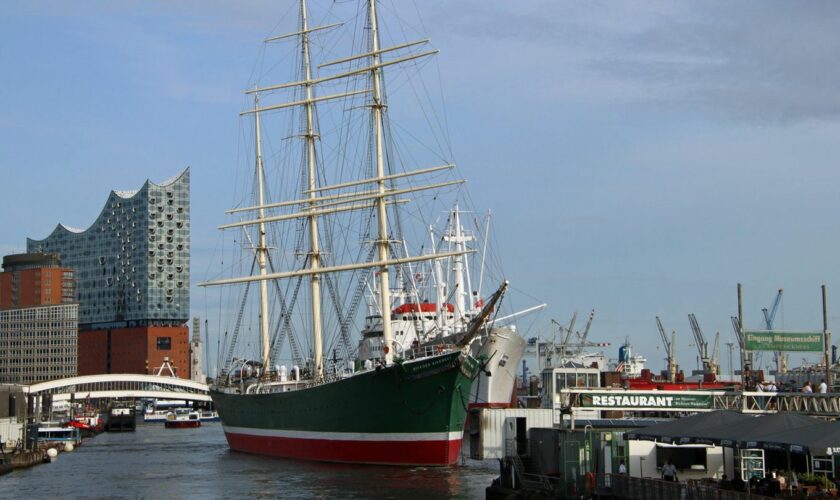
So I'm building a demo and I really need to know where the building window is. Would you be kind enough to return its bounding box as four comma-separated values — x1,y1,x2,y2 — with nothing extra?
156,337,171,350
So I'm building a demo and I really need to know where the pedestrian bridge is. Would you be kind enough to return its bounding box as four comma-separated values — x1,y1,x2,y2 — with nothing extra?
27,374,210,403
718,391,840,417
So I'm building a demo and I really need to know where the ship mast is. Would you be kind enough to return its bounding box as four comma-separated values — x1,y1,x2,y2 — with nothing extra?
450,205,468,327
253,95,272,373
200,1,473,370
369,0,395,365
300,0,325,380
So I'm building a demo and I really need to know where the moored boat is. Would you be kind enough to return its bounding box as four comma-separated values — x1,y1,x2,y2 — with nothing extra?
105,402,135,432
199,410,219,422
165,409,201,429
37,423,82,447
65,414,103,437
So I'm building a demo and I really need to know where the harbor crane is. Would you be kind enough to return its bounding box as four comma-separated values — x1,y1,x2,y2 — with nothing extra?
763,289,785,374
731,315,755,373
546,310,607,363
688,313,720,375
655,316,677,382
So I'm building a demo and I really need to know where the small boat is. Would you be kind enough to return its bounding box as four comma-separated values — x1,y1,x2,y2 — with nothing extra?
64,415,104,437
144,399,190,423
105,402,136,432
37,423,82,446
165,409,201,429
199,410,220,422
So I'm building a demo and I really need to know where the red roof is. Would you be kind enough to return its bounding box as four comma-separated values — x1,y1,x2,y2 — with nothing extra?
392,302,455,315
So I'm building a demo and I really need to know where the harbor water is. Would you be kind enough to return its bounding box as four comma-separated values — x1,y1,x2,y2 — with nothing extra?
5,421,496,498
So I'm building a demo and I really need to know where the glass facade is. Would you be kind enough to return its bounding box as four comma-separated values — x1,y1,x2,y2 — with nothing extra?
26,169,190,328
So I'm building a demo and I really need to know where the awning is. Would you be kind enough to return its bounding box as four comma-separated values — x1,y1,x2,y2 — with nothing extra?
625,410,751,444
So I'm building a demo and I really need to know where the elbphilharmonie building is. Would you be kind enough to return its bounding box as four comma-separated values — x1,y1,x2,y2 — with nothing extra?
27,169,191,376
28,169,190,328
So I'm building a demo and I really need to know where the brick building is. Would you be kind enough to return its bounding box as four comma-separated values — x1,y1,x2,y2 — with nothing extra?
0,253,78,383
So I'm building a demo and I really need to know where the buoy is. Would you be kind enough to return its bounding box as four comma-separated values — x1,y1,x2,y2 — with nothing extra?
64,443,75,452
46,448,58,459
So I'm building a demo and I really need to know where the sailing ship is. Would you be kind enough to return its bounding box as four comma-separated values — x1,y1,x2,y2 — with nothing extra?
200,0,514,465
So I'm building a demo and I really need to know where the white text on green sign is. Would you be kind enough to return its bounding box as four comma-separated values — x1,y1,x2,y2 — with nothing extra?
743,331,824,352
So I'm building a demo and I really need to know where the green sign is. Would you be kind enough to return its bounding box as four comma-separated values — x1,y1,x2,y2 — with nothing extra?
743,330,824,352
579,393,712,410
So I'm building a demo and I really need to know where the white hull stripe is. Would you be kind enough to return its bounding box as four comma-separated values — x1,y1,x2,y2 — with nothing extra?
223,425,461,442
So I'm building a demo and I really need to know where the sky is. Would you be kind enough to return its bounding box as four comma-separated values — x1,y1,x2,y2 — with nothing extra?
2,0,840,376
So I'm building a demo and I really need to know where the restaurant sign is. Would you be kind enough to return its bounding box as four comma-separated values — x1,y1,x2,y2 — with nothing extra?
579,393,712,410
743,331,824,352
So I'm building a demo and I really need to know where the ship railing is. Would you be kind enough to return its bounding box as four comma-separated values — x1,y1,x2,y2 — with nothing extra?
248,368,359,394
404,343,458,361
712,391,840,416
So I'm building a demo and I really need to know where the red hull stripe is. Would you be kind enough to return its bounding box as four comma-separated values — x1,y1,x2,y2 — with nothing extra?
223,426,461,442
165,422,201,428
224,431,463,466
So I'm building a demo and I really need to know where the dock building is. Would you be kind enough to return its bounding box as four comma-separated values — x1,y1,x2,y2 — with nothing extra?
0,253,78,383
26,169,191,378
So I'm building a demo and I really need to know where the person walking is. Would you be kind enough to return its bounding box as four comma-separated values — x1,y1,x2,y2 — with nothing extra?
662,458,678,482
819,379,828,394
766,381,778,410
618,460,627,475
802,381,813,393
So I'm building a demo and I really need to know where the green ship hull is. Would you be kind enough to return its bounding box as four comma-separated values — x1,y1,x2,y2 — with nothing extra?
212,351,479,465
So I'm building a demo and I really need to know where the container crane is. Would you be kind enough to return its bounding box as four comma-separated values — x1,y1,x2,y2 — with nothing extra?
572,309,596,356
731,315,754,374
546,310,607,364
656,316,677,382
561,312,578,348
688,313,720,375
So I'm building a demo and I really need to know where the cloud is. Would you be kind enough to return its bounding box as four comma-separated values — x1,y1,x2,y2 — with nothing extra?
422,0,840,124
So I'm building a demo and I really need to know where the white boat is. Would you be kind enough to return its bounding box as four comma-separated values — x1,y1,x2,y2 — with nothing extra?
199,410,220,422
143,400,190,423
165,409,201,429
37,423,82,446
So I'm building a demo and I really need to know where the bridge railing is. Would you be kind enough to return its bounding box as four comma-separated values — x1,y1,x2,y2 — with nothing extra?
713,391,840,416
27,374,210,402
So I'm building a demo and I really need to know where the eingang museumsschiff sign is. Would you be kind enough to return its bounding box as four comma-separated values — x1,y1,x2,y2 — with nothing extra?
743,330,824,352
